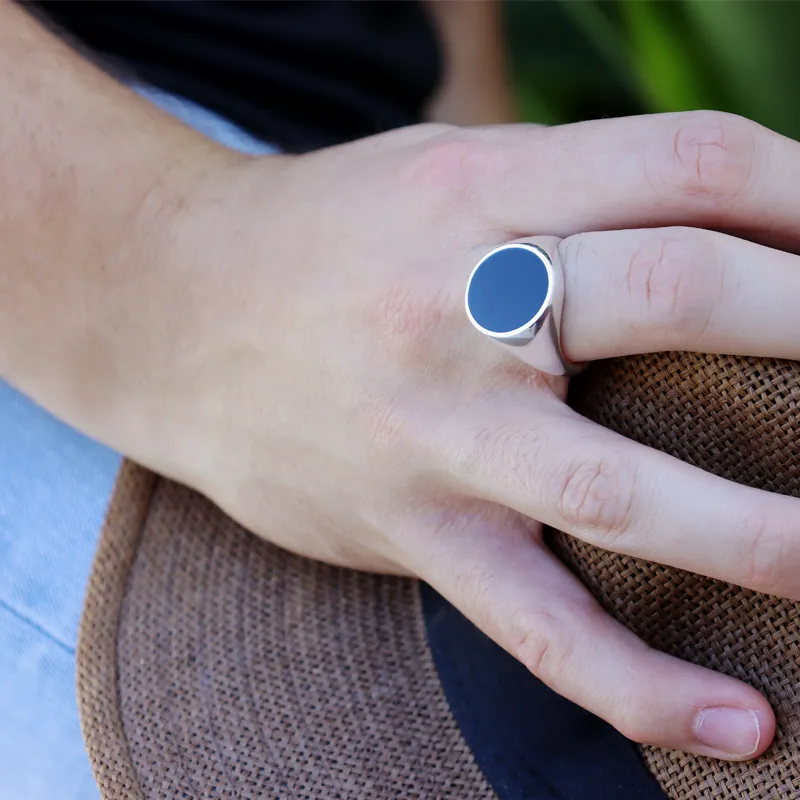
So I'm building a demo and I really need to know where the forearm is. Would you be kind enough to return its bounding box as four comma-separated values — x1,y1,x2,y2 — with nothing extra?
424,0,517,125
0,0,237,442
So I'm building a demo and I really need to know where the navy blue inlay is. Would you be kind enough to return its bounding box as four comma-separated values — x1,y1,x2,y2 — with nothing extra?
467,246,550,334
421,583,668,800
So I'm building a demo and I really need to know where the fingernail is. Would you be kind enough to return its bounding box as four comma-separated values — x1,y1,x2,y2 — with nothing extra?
694,707,761,757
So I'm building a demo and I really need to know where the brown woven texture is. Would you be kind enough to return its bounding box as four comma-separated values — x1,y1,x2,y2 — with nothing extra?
77,460,156,800
77,462,496,800
552,352,800,799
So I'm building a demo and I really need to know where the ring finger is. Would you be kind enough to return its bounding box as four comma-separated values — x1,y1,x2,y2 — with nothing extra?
535,227,800,363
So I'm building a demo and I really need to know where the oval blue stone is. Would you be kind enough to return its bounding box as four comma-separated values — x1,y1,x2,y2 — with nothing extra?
467,245,550,335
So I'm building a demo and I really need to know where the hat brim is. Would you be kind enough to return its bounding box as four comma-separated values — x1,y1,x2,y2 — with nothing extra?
76,460,500,798
76,460,670,800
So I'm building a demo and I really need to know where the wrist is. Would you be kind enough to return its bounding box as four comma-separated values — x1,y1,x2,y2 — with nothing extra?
3,130,247,462
109,151,295,481
0,3,287,472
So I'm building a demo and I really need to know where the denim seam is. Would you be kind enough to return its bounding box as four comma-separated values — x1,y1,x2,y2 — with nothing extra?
0,597,74,654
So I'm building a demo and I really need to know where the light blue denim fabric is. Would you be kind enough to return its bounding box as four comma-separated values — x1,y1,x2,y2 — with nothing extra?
0,87,275,800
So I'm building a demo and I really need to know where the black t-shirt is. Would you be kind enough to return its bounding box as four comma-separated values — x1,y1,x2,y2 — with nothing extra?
31,0,443,152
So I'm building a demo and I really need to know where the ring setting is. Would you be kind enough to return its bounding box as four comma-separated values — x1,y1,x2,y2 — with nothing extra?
465,242,583,376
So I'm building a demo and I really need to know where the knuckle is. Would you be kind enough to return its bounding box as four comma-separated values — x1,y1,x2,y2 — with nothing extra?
554,453,636,542
625,228,721,346
654,111,756,207
397,129,490,215
739,510,788,593
511,607,573,682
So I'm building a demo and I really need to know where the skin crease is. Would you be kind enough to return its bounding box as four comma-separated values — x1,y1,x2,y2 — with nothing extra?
8,0,800,764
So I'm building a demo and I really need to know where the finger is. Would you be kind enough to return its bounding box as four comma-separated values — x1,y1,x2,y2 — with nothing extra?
554,227,800,362
405,505,774,759
449,398,800,600
464,111,800,239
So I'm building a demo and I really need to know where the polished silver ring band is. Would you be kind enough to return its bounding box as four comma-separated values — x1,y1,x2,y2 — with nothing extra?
465,242,585,377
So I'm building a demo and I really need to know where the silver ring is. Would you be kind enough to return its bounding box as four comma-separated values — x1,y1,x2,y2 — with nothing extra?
465,242,585,377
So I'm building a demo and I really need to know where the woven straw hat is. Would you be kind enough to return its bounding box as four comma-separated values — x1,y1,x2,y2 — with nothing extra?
76,350,800,799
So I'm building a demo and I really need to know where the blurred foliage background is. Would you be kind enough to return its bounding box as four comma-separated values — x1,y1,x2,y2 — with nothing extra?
506,0,800,139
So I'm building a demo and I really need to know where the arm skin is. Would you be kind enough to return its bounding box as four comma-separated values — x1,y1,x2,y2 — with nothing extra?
0,0,256,453
424,0,517,125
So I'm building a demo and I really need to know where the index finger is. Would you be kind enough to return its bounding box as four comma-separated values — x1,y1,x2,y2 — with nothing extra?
460,111,796,239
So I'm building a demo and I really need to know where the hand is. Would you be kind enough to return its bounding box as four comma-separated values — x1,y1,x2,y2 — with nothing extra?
130,111,800,761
